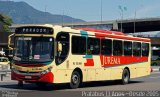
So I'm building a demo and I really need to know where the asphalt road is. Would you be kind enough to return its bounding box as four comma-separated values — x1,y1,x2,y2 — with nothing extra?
0,72,160,97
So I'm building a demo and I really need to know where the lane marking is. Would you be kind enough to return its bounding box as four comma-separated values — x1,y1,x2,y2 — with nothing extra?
150,76,160,79
151,72,160,74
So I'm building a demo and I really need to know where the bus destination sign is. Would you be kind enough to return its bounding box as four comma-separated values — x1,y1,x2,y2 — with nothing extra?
15,27,53,34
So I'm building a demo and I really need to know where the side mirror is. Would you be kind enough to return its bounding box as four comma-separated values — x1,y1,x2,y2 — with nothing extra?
8,33,15,50
58,42,62,52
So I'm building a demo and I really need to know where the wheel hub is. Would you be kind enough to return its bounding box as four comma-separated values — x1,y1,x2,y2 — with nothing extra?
72,75,79,84
124,72,129,82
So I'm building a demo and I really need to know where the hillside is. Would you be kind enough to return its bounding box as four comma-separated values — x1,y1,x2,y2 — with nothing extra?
0,1,85,24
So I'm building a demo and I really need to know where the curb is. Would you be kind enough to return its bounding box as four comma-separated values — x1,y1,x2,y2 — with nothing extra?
152,68,160,72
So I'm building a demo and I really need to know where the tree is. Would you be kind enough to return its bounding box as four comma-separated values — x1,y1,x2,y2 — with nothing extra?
0,14,12,32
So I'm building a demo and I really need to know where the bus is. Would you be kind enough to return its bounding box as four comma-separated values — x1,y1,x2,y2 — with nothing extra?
151,48,160,66
9,24,151,89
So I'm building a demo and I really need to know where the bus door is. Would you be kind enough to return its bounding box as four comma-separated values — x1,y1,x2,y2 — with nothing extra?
55,32,70,66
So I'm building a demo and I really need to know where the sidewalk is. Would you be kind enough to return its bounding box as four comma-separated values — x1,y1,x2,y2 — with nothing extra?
151,66,160,72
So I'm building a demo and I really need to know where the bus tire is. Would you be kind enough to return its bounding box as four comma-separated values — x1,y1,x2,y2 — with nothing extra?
121,69,130,85
70,71,81,89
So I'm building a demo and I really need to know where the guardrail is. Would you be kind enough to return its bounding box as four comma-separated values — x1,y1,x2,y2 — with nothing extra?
151,66,160,72
0,65,10,81
0,70,10,81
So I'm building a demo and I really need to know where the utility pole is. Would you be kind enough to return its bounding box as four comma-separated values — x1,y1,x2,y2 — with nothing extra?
62,10,64,26
118,5,127,32
134,11,136,33
100,0,103,24
45,5,47,23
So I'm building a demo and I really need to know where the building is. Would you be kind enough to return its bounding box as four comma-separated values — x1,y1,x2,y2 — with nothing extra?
9,17,160,48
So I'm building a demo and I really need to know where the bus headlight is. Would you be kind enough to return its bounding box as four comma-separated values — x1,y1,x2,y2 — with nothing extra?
41,67,53,75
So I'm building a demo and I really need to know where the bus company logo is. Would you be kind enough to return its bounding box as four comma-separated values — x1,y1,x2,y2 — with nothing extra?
102,56,121,66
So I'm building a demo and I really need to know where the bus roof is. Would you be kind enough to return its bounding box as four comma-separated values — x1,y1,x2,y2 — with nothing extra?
14,25,151,42
75,27,151,42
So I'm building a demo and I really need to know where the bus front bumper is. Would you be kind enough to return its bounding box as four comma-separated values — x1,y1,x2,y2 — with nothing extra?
11,71,54,83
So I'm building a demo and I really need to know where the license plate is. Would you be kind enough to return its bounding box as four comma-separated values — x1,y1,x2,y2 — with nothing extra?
25,76,32,79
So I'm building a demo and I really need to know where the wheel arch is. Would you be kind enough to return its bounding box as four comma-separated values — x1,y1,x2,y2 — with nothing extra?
73,68,83,82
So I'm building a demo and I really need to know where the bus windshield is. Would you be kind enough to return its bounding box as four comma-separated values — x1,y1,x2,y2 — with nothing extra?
13,37,54,63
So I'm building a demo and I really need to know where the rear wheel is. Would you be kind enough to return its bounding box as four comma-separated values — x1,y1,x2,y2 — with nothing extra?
70,71,81,89
122,69,130,85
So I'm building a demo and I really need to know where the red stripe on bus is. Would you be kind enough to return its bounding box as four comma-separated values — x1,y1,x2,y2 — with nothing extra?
95,33,150,42
84,59,94,66
77,28,113,34
100,56,148,67
78,28,150,42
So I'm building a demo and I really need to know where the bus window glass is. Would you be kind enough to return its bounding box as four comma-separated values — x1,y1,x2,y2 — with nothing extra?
113,40,123,56
101,39,112,55
124,41,132,56
133,42,141,56
87,38,100,55
72,36,86,54
56,32,69,65
142,43,149,56
14,37,54,63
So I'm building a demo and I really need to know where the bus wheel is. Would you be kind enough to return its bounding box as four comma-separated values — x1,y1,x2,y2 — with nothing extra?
122,69,130,85
70,71,81,89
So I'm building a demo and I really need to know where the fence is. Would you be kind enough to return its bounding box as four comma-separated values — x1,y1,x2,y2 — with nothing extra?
0,64,10,81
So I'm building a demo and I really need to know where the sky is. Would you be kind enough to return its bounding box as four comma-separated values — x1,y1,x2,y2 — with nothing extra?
8,0,160,21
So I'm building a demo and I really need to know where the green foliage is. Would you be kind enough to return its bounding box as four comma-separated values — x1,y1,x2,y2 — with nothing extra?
0,14,12,32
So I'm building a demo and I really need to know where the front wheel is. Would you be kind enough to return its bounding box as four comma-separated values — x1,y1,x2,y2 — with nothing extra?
122,69,130,85
70,71,81,89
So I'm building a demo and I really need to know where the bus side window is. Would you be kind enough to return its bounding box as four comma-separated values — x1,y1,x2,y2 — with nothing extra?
87,38,100,55
142,43,149,57
133,42,141,56
101,39,112,55
56,32,69,65
72,36,86,55
113,40,123,56
124,41,132,56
